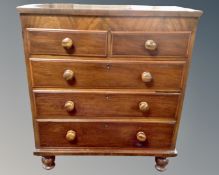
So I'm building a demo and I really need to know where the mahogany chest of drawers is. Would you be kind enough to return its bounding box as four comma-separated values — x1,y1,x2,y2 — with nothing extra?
17,4,202,172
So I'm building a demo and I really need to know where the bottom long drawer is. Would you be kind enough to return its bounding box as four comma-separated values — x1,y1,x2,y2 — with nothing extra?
36,119,175,149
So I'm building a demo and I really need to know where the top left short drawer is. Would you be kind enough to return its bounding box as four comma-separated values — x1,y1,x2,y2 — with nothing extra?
26,28,108,57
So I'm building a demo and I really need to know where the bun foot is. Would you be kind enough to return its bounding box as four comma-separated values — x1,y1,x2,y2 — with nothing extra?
155,157,169,172
41,156,55,170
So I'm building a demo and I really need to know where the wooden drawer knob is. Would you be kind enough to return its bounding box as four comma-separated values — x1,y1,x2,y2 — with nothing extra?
139,101,149,112
145,40,157,51
136,131,147,142
141,72,152,83
66,130,76,142
62,37,73,49
64,101,75,112
63,69,74,81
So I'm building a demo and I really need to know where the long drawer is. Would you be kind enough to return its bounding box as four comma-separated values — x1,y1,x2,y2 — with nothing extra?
30,58,185,90
37,120,175,148
33,89,180,118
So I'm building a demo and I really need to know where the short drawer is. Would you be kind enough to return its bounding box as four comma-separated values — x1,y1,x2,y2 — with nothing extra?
30,58,185,90
33,90,180,118
111,32,191,57
37,120,174,148
26,28,107,57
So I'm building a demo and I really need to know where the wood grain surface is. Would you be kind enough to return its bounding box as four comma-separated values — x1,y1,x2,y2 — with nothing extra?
33,89,180,118
111,31,191,57
17,4,203,17
30,58,185,90
27,28,107,57
37,120,174,148
20,15,199,32
34,147,177,157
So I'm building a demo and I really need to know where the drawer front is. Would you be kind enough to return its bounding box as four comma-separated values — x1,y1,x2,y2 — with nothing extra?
26,29,107,57
37,120,174,148
111,32,191,57
30,59,185,90
34,90,179,118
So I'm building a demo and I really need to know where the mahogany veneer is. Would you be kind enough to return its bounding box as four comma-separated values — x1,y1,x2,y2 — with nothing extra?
30,58,185,89
33,90,180,118
111,32,191,57
37,119,174,148
17,4,203,172
27,29,108,57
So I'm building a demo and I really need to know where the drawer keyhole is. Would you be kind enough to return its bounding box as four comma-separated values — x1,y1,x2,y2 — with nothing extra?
106,64,111,70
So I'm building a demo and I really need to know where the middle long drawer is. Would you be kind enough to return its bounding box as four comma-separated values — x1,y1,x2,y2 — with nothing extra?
33,89,180,119
30,58,185,90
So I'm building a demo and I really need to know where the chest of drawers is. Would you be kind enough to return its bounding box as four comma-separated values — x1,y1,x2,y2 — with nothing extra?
17,4,202,172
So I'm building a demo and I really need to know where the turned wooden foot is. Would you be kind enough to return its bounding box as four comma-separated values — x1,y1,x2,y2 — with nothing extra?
41,156,55,170
155,157,169,172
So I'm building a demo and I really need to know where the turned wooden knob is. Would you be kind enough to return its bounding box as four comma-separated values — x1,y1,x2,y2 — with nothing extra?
141,72,152,83
66,130,76,142
139,101,149,112
136,131,147,142
145,40,157,51
62,37,73,49
63,69,74,81
64,101,75,112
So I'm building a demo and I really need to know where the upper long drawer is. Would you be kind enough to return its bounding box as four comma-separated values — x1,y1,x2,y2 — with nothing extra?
111,32,191,57
30,58,185,90
26,28,108,57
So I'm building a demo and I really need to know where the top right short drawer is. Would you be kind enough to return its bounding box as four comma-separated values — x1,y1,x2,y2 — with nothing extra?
111,32,191,57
